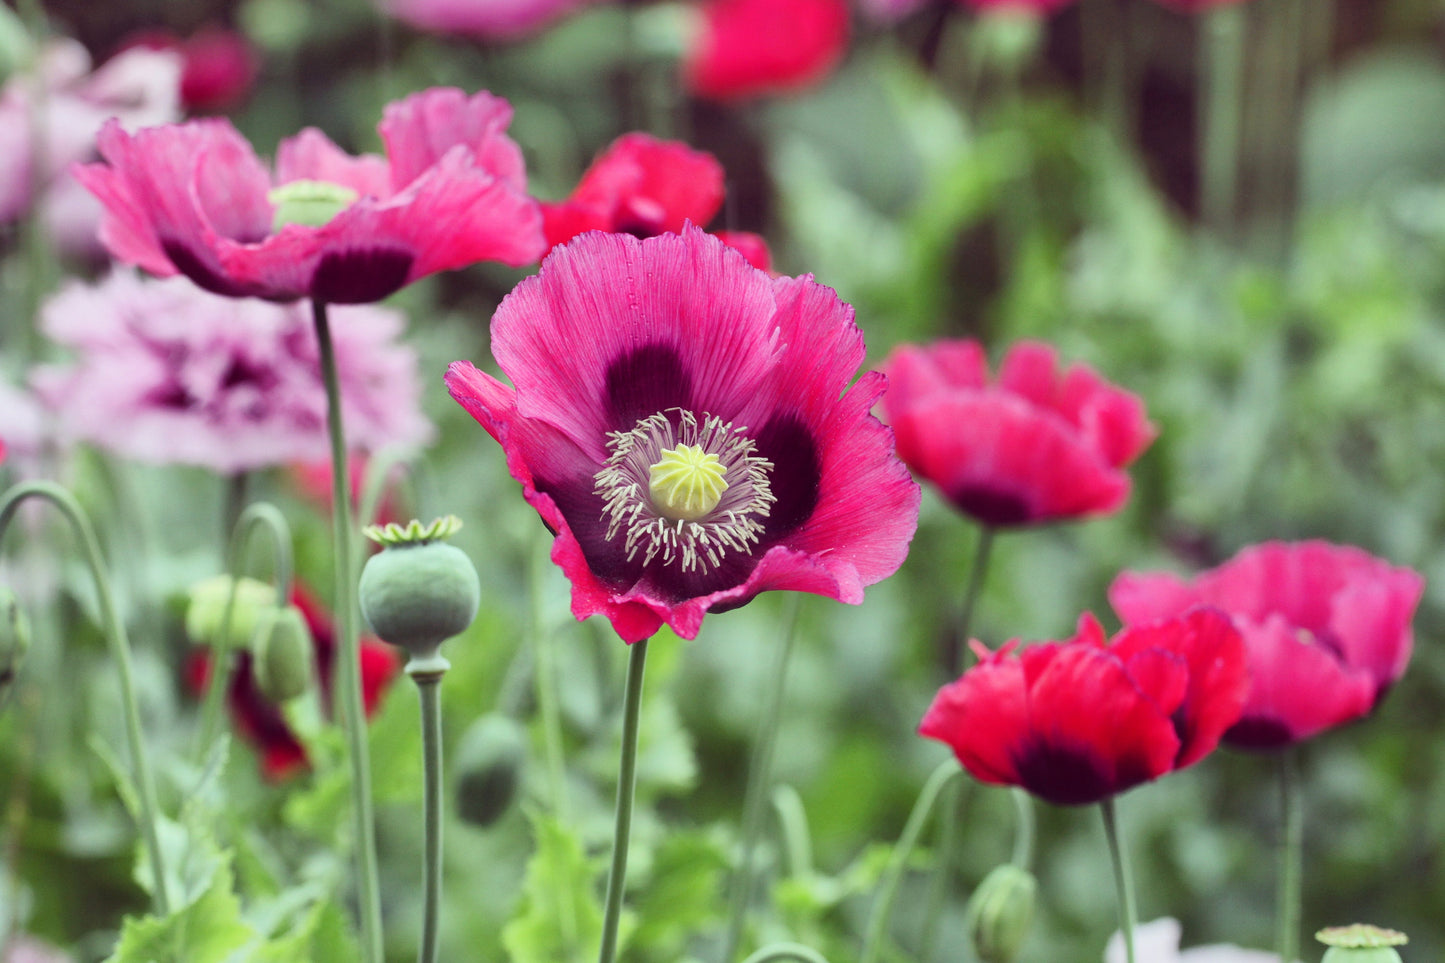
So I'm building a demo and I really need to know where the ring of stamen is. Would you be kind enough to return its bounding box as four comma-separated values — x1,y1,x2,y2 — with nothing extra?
595,409,775,573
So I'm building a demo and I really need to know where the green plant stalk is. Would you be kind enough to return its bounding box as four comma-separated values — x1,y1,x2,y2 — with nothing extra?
1277,751,1302,963
1100,797,1137,963
195,501,294,759
312,299,384,963
1010,786,1036,870
598,636,649,963
0,481,171,915
721,594,804,962
740,944,831,963
770,784,813,881
859,758,962,963
409,657,450,963
1201,3,1246,238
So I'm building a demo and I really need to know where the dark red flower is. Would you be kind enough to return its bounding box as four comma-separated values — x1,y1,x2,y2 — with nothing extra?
684,0,850,101
878,339,1155,527
1110,541,1424,750
124,26,259,112
541,132,769,270
920,609,1247,806
187,584,401,779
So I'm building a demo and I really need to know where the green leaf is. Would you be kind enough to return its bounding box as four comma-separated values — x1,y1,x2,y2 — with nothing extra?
501,809,605,963
627,829,728,963
105,861,256,963
249,899,360,963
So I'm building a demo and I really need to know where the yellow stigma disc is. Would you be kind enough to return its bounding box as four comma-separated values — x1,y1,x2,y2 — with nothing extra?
648,443,728,521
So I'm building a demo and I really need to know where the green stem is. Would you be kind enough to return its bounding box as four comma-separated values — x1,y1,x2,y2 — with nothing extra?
408,656,450,963
1277,751,1302,963
312,299,384,963
740,945,831,963
770,784,813,880
1200,3,1246,239
721,594,804,962
597,637,649,963
195,502,294,760
1100,797,1137,963
0,481,171,915
1083,0,1129,144
859,758,962,963
1009,787,1035,870
953,525,994,675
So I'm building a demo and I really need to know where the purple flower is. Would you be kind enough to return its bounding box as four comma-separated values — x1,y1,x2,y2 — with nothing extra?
31,271,432,473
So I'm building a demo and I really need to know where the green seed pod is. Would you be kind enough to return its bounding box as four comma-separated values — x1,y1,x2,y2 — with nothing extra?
185,575,277,648
453,713,527,828
965,864,1037,963
358,516,480,659
0,587,30,706
1318,924,1407,963
250,605,313,704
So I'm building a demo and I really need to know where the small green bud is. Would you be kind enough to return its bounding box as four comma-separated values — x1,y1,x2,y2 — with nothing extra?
250,605,313,704
1318,924,1407,963
186,575,277,648
453,713,527,827
969,8,1043,74
965,864,1037,963
1,587,30,706
358,516,480,659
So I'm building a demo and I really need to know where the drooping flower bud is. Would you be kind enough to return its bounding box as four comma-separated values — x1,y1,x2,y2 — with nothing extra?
250,605,313,704
0,587,30,707
185,575,277,648
1318,924,1408,963
453,713,527,827
965,864,1037,963
358,516,480,661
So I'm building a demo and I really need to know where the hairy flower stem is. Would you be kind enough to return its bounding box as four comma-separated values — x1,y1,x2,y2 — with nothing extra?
1100,797,1138,963
721,595,804,962
598,637,650,963
312,299,384,963
740,945,831,963
860,758,962,963
1201,3,1245,239
1277,751,1302,963
0,482,171,915
195,502,294,760
409,656,450,963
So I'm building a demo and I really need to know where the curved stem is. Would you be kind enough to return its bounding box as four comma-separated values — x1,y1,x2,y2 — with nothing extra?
770,784,813,881
597,637,649,963
1100,797,1137,963
0,481,171,915
859,758,962,963
408,658,450,963
1277,751,1302,963
1009,787,1035,870
740,944,831,963
195,502,294,759
313,299,384,963
721,594,804,962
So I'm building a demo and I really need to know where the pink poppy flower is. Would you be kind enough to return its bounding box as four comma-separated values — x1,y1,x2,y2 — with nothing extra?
878,339,1156,527
684,0,850,101
72,86,545,304
31,271,432,473
541,132,770,270
446,227,919,642
1109,541,1425,749
378,0,597,39
920,609,1247,806
123,26,260,112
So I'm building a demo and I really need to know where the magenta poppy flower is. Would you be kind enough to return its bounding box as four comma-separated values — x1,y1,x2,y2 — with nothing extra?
878,339,1155,527
541,132,770,270
920,608,1247,806
378,0,597,39
123,26,260,112
684,0,850,101
72,86,544,304
1110,541,1425,750
446,227,919,643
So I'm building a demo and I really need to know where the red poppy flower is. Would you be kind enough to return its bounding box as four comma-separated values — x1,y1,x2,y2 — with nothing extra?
1109,541,1424,750
187,584,401,779
921,609,1247,806
878,339,1155,527
446,227,919,643
73,87,544,304
541,132,770,270
684,0,850,101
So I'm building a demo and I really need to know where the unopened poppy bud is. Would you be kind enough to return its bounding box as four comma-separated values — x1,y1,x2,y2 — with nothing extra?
965,864,1037,963
0,587,29,705
453,713,527,827
358,516,480,660
186,575,277,648
250,605,313,704
1318,924,1407,963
